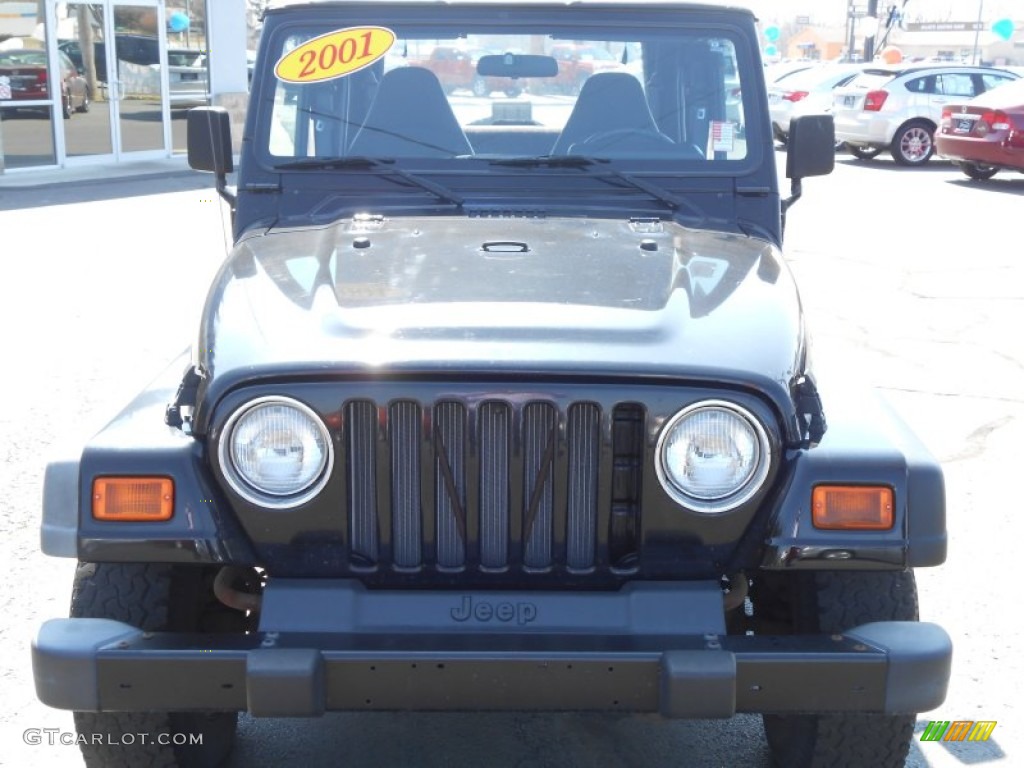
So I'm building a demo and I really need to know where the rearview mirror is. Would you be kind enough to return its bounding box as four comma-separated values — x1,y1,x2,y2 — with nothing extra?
477,53,558,79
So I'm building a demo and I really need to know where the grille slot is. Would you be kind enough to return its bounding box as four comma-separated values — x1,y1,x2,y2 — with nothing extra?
346,400,378,564
479,401,511,568
390,401,421,568
567,403,601,570
342,397,627,574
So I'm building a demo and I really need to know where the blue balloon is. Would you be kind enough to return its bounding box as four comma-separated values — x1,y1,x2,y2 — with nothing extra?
169,11,190,33
991,18,1014,42
763,26,780,43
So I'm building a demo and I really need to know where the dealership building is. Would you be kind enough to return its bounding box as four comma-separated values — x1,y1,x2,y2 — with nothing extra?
0,0,249,174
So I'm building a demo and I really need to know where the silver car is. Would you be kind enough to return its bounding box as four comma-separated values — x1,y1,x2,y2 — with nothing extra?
768,63,865,144
832,64,1018,165
166,48,208,108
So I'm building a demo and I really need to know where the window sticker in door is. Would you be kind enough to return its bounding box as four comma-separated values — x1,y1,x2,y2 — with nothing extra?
275,27,395,84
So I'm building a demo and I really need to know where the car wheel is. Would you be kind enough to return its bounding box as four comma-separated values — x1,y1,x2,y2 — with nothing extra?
70,563,243,768
959,161,998,180
62,91,73,119
891,120,935,166
471,75,489,97
754,570,919,768
504,85,523,98
847,144,883,160
76,86,91,113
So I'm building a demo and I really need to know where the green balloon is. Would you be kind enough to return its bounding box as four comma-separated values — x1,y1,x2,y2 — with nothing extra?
991,19,1014,41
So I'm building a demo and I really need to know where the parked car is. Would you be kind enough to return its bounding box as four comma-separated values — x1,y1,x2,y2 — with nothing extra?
165,48,209,108
0,48,89,118
769,63,865,144
764,60,815,85
832,64,1018,165
936,77,1024,179
59,34,162,83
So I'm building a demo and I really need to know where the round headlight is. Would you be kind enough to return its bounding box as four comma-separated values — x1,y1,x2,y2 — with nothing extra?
656,401,770,513
219,397,333,508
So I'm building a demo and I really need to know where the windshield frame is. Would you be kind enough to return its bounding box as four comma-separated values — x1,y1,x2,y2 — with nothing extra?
249,6,766,181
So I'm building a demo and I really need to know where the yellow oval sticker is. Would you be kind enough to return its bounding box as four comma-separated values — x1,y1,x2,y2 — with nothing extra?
275,26,395,84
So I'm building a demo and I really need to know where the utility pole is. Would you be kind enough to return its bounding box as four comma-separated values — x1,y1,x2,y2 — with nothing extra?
863,0,880,61
971,0,985,65
846,1,857,61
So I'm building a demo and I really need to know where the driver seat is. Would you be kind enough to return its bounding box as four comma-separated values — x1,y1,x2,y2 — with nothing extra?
348,67,473,158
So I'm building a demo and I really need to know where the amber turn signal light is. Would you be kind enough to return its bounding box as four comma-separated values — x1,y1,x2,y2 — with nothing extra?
92,477,174,522
812,485,893,530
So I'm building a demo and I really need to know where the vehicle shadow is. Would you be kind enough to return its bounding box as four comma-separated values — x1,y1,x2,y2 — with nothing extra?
775,145,957,173
946,176,1024,195
229,711,775,768
833,154,958,172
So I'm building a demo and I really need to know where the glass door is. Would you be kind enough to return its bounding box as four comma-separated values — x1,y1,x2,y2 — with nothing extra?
110,0,167,155
61,0,167,161
62,2,114,159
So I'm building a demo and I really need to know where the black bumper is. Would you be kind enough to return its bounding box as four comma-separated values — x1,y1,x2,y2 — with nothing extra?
33,581,951,719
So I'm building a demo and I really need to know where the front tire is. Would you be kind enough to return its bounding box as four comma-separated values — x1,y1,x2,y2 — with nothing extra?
891,121,935,166
70,563,241,768
754,570,919,768
960,161,998,180
847,144,883,160
77,86,91,113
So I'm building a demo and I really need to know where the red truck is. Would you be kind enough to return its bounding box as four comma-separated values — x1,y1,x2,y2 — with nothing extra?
409,46,523,97
548,43,627,94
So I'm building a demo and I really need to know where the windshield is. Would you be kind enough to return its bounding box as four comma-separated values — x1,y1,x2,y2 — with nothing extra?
258,17,750,166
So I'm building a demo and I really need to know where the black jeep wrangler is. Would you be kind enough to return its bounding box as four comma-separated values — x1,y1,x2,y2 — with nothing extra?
33,2,950,767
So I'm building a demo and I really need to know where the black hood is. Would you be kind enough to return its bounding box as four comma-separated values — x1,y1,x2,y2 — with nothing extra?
195,215,806,429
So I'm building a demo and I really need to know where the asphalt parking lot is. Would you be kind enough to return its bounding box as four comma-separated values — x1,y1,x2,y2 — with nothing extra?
0,152,1021,767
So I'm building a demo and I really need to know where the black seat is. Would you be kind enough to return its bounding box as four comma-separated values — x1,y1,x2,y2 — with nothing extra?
348,67,473,158
551,72,695,157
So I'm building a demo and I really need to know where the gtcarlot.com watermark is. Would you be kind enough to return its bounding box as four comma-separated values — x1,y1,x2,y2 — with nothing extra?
23,729,203,747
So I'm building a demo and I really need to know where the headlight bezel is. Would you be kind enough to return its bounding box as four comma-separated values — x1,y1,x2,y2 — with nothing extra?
217,395,334,509
654,399,772,514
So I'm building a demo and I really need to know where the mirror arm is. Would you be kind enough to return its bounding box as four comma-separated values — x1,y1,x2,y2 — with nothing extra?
780,178,802,235
215,172,237,208
781,177,802,214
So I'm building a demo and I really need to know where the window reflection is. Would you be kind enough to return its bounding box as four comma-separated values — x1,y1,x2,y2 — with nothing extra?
0,107,57,168
0,0,56,168
63,2,114,157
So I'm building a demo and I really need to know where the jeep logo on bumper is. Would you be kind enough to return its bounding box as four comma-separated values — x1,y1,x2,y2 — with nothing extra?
450,596,537,625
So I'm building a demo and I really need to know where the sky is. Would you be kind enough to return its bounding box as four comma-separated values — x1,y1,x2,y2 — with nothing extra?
732,0,1018,27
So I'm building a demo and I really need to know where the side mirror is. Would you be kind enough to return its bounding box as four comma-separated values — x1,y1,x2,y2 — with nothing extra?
786,114,835,180
782,115,835,223
187,106,234,175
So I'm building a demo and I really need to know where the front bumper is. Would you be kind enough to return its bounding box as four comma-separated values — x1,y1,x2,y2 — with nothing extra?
34,581,951,719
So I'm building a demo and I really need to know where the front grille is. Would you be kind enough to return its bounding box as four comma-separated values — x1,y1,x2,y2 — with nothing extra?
342,398,642,574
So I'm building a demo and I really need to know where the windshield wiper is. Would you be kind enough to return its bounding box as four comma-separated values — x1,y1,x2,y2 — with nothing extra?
273,156,390,170
273,158,462,206
489,155,601,168
390,170,463,206
605,171,708,223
